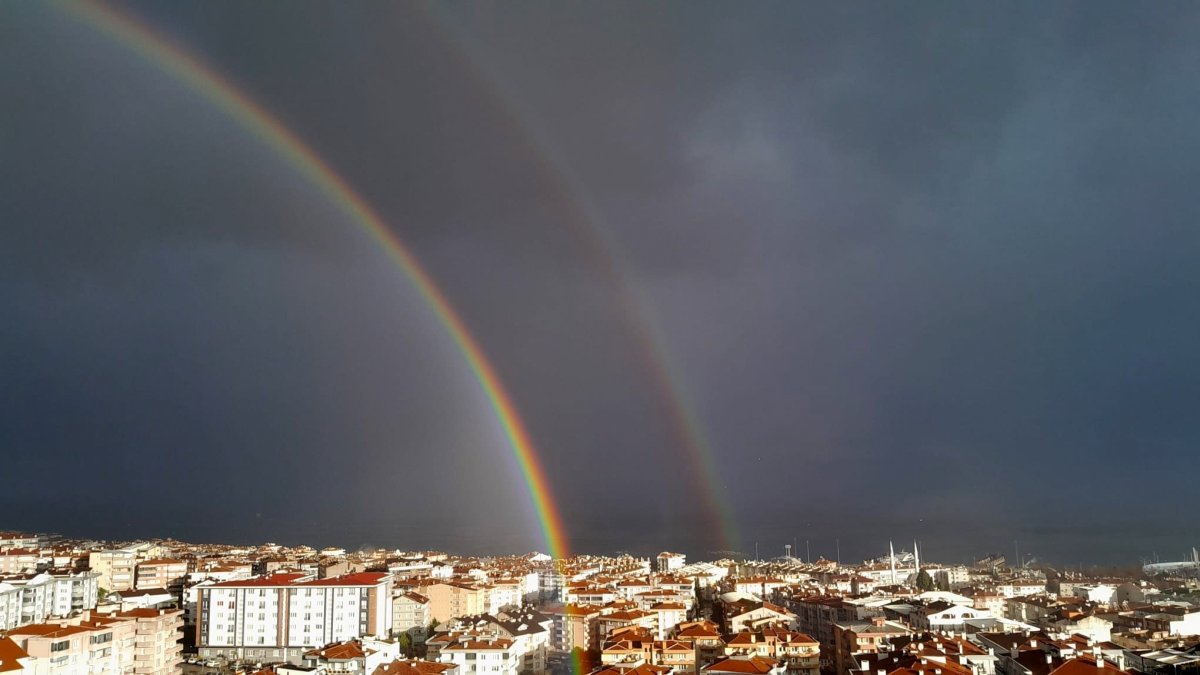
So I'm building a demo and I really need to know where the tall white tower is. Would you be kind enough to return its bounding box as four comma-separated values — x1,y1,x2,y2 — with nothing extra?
914,540,920,583
889,541,897,585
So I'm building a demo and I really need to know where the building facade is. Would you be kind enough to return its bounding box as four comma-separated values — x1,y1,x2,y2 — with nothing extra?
197,572,393,663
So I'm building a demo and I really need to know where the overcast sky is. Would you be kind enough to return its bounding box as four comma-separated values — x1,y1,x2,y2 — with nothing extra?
3,1,1199,564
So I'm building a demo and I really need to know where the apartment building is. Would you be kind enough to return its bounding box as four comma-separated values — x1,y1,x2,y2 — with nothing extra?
437,632,521,675
393,592,432,638
197,572,393,663
657,554,686,574
136,560,189,591
5,608,181,675
90,549,140,592
116,608,185,675
0,571,99,630
0,533,42,552
422,583,487,624
546,604,602,655
0,550,46,576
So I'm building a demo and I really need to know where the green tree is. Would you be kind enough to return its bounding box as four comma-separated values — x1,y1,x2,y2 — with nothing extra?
398,633,414,657
916,570,934,591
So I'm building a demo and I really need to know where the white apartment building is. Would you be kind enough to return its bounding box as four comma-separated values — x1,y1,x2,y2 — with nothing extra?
437,632,522,675
197,572,393,664
657,554,686,574
0,550,47,575
0,571,99,630
0,533,42,551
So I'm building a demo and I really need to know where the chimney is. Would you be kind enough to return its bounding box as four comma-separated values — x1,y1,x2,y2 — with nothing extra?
861,660,869,672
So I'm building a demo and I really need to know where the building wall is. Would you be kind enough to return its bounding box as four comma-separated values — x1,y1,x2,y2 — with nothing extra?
198,576,393,664
90,550,139,592
0,572,99,630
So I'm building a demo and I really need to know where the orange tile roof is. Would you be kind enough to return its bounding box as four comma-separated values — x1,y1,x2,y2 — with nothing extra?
704,656,779,674
372,660,457,675
7,624,92,639
306,641,370,660
0,637,29,674
298,572,390,587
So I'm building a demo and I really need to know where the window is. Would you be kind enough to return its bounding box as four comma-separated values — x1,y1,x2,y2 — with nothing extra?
51,640,70,653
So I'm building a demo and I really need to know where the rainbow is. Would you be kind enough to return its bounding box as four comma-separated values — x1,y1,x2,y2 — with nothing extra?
57,0,569,559
417,6,744,554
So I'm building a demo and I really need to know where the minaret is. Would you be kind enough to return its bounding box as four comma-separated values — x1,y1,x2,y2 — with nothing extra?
914,540,920,583
890,541,897,585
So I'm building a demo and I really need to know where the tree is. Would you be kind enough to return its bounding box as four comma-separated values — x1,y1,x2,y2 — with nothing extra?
398,632,414,657
916,570,935,591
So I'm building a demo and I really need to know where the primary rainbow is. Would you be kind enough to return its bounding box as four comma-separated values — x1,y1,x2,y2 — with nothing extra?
59,0,569,560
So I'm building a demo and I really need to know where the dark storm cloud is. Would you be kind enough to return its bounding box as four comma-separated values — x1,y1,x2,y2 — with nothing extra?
3,1,1199,561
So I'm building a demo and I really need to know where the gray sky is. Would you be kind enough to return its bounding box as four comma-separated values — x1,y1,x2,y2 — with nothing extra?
2,1,1199,564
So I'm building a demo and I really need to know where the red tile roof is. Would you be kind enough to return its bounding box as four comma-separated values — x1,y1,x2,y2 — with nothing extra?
298,572,390,586
208,573,308,588
306,641,370,660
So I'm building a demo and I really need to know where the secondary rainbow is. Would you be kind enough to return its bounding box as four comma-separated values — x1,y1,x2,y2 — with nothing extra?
59,0,569,559
417,5,744,555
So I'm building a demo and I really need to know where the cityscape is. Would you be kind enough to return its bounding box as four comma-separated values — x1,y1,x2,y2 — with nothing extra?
1,531,1199,675
5,3,1200,675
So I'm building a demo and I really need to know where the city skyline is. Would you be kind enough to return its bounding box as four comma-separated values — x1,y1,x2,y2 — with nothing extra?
4,2,1200,563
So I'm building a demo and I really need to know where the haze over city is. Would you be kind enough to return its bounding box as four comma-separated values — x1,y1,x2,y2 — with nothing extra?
4,1,1200,566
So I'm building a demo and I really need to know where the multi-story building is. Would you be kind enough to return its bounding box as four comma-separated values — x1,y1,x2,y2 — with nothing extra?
7,622,128,675
5,608,181,675
723,629,819,675
546,604,602,656
831,619,913,675
0,571,99,630
422,583,487,625
437,632,522,675
657,554,686,574
90,549,140,592
0,550,46,575
196,572,393,663
135,560,189,592
118,608,185,675
393,592,432,638
0,533,42,552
